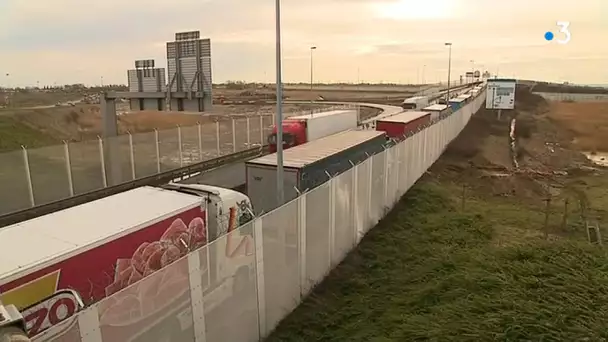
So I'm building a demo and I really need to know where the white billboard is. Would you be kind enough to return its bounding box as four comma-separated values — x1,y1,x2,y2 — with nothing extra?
486,79,516,110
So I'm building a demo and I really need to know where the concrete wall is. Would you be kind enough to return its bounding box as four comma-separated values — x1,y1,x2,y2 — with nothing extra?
534,92,608,102
129,98,165,111
183,99,201,112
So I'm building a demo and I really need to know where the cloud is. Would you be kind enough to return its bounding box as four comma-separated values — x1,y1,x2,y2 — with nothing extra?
0,0,606,86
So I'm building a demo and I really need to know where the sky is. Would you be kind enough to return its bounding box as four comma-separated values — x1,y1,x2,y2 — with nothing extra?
0,0,607,87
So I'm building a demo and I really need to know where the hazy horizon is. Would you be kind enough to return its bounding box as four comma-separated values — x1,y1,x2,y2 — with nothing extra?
1,0,606,87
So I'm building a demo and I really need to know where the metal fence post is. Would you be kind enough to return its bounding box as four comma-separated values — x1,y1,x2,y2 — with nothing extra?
197,122,203,161
259,115,264,145
97,136,108,188
215,121,221,156
98,136,108,188
253,219,268,338
128,132,136,180
246,117,251,147
155,129,161,173
21,146,35,207
328,178,336,267
231,118,237,153
177,125,183,167
63,141,75,196
298,195,307,297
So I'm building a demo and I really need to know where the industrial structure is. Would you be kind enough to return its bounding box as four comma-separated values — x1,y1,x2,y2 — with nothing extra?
167,31,213,111
127,59,167,110
125,30,213,112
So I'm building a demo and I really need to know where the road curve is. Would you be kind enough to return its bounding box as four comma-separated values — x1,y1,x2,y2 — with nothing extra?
285,100,403,117
179,100,405,189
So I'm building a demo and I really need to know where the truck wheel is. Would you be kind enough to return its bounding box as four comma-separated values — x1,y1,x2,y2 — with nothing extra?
0,326,30,342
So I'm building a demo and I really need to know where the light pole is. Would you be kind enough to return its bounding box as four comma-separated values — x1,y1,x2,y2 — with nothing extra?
310,46,316,97
275,0,285,206
470,59,475,83
445,42,452,101
422,64,426,84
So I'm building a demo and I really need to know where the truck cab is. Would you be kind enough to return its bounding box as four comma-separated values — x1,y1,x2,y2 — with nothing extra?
268,120,305,153
163,183,254,242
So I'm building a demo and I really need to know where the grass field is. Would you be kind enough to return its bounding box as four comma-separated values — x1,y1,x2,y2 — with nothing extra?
267,179,608,341
0,116,59,152
266,87,608,341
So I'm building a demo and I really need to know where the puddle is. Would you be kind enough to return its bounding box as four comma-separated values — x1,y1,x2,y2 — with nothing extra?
584,152,608,167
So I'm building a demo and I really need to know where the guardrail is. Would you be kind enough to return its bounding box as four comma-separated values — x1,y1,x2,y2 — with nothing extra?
0,146,267,228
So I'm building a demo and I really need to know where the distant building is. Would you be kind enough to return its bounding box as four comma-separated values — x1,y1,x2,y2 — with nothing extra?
166,31,213,112
125,30,213,113
127,59,167,111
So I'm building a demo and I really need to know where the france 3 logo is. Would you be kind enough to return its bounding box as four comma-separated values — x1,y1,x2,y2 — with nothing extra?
544,21,571,44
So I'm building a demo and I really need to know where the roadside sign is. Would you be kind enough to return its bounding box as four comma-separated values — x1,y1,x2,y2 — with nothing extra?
486,78,516,110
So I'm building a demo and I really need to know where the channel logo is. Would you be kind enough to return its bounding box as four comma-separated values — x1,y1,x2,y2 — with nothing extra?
544,21,571,44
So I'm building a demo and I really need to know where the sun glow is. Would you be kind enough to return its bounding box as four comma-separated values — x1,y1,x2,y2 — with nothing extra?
373,0,455,20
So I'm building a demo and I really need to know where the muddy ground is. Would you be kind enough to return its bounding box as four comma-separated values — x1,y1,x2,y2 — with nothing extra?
433,85,608,240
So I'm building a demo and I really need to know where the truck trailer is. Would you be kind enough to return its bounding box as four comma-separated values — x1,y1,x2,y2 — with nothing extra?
247,130,387,214
0,183,255,339
422,104,451,120
448,97,466,111
376,111,431,141
401,96,429,110
268,109,359,153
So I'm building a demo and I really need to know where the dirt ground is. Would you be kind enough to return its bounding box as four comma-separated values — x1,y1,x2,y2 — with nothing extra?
4,103,332,142
434,85,608,241
546,102,608,152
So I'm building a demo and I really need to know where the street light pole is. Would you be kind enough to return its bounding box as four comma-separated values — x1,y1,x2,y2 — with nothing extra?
275,0,285,206
470,59,475,83
310,46,316,97
445,42,452,101
422,64,426,84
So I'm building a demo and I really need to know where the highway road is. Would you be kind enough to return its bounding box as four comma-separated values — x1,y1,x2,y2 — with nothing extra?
177,161,246,190
177,101,405,191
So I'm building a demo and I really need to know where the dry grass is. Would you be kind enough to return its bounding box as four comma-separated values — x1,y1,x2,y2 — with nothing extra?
547,102,608,152
3,103,326,145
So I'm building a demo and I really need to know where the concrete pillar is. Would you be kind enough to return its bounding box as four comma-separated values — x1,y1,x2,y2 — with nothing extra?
101,94,123,186
203,92,213,111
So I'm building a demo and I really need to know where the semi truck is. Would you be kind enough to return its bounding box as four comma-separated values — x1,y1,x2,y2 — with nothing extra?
0,183,255,340
422,104,451,120
268,109,359,153
247,130,387,214
401,96,430,110
376,111,431,141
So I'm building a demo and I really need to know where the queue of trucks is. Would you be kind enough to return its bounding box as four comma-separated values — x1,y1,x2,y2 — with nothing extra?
0,84,484,341
247,130,387,214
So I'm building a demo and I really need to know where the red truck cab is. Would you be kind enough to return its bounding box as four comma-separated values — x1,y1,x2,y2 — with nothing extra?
268,110,360,153
268,120,306,153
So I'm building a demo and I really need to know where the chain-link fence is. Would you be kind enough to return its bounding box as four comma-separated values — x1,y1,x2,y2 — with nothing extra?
0,106,359,217
24,91,486,342
0,115,276,216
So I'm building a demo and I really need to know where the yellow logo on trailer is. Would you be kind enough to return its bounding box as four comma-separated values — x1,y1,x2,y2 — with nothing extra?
0,271,61,310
